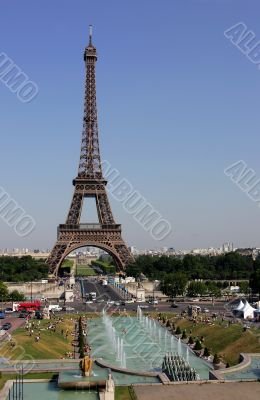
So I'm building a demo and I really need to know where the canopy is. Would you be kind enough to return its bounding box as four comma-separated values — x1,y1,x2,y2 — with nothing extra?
233,299,244,311
239,300,256,319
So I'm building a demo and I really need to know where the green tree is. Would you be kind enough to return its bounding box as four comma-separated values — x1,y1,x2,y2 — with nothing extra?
161,272,188,298
9,290,25,301
206,282,221,297
175,326,181,335
239,281,250,295
187,281,207,297
0,281,8,301
213,353,221,364
194,340,202,351
250,269,260,296
188,336,194,345
181,330,187,339
203,347,210,357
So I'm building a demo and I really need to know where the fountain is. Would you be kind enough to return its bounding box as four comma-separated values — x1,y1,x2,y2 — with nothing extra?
162,353,198,382
137,305,143,322
89,312,211,379
186,346,189,363
80,356,93,377
178,338,182,355
164,330,168,347
102,309,126,369
170,335,174,352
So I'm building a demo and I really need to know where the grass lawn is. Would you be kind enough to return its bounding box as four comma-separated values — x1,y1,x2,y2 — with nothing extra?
60,259,73,268
115,386,133,400
172,316,260,365
0,372,57,389
76,264,97,276
0,316,75,360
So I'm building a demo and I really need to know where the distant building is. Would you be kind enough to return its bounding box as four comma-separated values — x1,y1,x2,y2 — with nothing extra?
235,248,255,257
222,242,234,253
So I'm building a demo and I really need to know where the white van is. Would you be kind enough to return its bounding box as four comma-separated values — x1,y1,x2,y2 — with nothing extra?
48,305,62,312
90,292,97,300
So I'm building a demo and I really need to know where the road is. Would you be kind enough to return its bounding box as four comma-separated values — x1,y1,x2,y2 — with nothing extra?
68,278,229,315
81,279,124,302
0,314,25,341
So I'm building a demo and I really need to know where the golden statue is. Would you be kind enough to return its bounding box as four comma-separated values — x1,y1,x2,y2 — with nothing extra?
80,355,93,377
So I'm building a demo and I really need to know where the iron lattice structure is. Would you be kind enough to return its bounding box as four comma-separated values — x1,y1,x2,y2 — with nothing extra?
47,28,133,276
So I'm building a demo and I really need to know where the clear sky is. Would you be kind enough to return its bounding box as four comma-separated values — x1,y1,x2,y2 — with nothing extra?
0,0,260,251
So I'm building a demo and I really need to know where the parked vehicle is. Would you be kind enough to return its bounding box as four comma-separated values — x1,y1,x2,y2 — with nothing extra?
35,311,43,319
18,301,41,312
2,322,12,330
0,310,6,319
62,306,75,312
48,305,62,312
149,299,158,305
90,292,97,300
5,308,14,314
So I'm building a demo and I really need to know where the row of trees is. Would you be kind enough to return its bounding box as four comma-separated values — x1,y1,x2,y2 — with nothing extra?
78,316,85,358
126,253,260,296
0,256,48,282
91,259,116,274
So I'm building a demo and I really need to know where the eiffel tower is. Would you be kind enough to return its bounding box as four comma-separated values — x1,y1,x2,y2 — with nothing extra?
47,26,133,276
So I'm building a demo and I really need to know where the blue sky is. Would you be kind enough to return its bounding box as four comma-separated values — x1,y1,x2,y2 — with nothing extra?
1,0,260,250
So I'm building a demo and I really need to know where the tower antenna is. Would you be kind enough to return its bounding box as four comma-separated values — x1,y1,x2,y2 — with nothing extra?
89,24,93,45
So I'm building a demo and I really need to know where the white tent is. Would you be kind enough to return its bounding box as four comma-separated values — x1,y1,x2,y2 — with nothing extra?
233,299,245,312
238,300,256,319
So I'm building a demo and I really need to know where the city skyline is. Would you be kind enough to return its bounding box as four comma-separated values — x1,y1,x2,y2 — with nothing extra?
1,1,260,250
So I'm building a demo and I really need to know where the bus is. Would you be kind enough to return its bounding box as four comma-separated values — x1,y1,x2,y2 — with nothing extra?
17,301,41,312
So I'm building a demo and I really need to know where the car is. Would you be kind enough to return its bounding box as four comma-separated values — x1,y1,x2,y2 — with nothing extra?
139,305,149,309
96,299,105,303
107,300,114,305
120,301,126,306
19,311,29,318
62,306,75,311
202,308,209,313
5,308,14,314
35,311,43,320
49,305,63,312
85,301,93,304
171,303,178,308
114,302,120,306
2,322,12,330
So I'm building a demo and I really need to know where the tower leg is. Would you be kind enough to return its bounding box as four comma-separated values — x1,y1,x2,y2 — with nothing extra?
47,242,69,276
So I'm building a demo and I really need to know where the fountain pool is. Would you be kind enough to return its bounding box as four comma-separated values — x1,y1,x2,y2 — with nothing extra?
7,382,99,400
88,312,211,379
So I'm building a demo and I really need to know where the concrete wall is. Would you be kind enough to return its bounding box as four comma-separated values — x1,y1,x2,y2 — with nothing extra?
6,282,64,299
